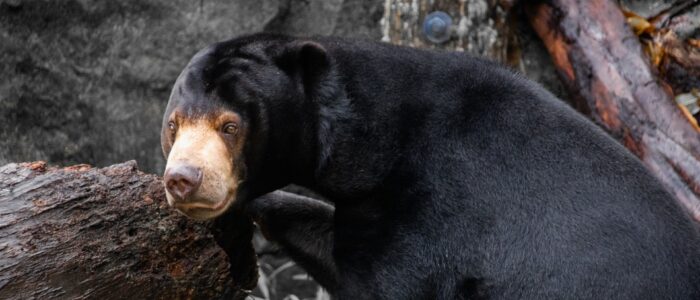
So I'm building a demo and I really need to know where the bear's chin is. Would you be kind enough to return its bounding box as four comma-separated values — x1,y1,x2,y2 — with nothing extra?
172,198,233,220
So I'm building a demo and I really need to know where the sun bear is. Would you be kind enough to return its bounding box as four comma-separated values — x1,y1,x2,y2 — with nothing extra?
161,33,700,299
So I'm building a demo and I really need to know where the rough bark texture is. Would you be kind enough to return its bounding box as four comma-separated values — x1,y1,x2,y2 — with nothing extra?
380,0,512,59
527,0,700,221
657,29,700,95
379,0,571,102
0,161,257,299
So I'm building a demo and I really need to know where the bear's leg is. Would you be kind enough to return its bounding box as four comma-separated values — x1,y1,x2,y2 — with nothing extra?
247,190,337,291
209,207,259,298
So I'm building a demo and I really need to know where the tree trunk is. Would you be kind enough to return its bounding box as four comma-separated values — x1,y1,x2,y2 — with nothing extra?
526,0,700,221
380,0,516,61
0,161,257,299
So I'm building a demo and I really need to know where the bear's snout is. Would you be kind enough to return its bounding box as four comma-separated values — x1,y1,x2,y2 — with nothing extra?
161,115,243,220
164,164,202,203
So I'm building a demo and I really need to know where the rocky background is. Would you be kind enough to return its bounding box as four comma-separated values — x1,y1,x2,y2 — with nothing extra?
2,0,696,299
0,0,384,175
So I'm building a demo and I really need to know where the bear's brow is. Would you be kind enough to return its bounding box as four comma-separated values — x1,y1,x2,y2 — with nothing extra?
204,48,265,81
233,50,265,65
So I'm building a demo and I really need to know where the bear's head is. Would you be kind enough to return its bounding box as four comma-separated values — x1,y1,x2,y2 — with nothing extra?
161,34,332,220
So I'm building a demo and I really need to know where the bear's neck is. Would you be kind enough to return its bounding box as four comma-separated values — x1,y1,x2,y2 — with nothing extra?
306,55,404,200
276,39,422,201
266,101,320,189
265,70,392,199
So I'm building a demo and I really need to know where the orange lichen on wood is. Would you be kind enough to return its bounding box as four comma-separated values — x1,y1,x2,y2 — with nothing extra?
528,5,576,82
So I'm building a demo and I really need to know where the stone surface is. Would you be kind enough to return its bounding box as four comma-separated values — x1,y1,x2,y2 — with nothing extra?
0,0,383,174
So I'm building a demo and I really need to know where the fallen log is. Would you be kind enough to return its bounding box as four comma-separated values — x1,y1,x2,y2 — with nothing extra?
0,161,257,299
527,0,700,221
621,1,700,119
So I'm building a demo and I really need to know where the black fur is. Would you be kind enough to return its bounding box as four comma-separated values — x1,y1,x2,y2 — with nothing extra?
171,33,700,299
248,191,337,289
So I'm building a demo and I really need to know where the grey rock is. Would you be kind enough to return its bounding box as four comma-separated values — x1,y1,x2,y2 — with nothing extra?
0,0,383,175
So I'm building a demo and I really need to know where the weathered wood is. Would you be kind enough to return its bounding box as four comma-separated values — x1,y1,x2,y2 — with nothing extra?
527,0,700,221
656,30,700,96
380,0,515,61
0,161,257,299
621,1,700,97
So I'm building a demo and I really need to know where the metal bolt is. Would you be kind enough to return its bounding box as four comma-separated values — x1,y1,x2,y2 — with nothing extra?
423,11,452,44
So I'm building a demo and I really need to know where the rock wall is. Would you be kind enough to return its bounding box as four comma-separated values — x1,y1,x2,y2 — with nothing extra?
0,0,384,174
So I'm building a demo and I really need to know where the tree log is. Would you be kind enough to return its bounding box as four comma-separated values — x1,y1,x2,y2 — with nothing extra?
527,0,700,221
0,161,257,299
379,0,515,60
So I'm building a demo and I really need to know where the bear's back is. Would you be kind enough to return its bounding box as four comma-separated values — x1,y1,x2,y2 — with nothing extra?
317,37,700,299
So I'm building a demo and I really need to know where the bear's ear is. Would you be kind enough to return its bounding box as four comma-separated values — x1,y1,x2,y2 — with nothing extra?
275,41,330,96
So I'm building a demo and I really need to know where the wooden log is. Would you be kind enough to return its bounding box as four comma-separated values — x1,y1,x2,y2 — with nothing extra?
0,161,257,299
380,0,515,61
621,1,700,98
656,30,700,96
527,0,700,221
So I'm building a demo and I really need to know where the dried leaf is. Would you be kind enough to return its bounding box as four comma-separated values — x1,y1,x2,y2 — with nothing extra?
644,39,665,67
627,16,655,35
622,9,656,36
689,39,700,48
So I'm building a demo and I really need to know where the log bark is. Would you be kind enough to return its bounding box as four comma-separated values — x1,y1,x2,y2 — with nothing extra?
0,161,257,299
655,28,700,96
380,0,515,61
526,0,700,221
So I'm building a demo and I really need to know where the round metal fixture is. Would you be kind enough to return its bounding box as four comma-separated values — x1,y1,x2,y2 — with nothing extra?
423,11,452,44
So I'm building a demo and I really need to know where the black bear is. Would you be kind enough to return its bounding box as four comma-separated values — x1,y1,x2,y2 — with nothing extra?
160,33,700,299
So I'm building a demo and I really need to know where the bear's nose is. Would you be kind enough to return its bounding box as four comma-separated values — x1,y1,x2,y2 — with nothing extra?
164,165,202,202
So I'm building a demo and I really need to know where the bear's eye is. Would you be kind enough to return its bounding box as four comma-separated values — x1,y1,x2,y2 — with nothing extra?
168,121,176,132
222,123,238,135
